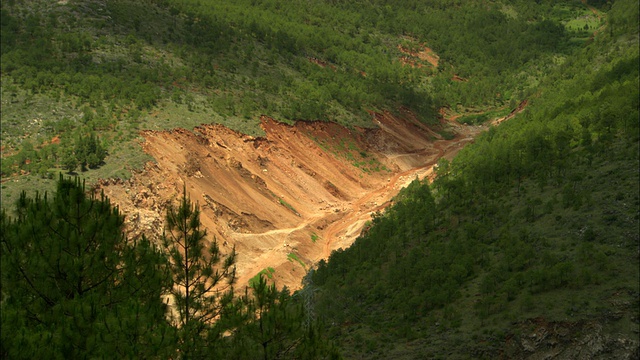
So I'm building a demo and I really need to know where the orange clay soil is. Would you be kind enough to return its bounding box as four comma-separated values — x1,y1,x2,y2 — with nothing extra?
97,110,486,291
398,44,440,68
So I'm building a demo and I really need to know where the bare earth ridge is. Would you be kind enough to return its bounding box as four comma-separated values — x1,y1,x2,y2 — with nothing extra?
97,110,487,291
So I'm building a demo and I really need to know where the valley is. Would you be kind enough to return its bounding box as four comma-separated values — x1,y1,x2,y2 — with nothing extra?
98,110,486,290
2,0,636,357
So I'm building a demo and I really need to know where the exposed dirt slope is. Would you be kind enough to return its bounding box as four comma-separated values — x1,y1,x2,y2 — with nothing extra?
398,44,440,68
98,112,484,291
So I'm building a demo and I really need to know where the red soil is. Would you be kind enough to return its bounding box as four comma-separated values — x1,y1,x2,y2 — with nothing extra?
97,111,486,291
398,44,440,68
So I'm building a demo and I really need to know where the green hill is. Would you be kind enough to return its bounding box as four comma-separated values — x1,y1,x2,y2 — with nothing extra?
1,0,638,358
1,0,591,202
309,0,639,358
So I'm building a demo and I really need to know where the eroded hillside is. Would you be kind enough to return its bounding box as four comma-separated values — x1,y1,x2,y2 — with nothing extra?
98,111,484,290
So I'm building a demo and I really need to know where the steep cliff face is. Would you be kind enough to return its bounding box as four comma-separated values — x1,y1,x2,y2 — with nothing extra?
98,112,483,290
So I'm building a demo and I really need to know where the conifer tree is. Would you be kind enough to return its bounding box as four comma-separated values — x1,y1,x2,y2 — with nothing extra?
0,176,174,359
75,132,106,171
222,274,340,360
60,146,79,173
161,189,237,359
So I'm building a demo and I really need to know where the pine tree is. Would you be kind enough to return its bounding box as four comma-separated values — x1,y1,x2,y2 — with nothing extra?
0,176,174,359
230,274,340,360
60,146,78,173
75,132,106,171
161,188,237,359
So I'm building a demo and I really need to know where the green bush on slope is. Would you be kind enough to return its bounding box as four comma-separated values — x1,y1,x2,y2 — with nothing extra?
310,1,639,357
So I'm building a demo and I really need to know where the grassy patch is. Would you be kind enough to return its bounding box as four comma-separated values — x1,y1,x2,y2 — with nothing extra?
309,135,389,174
311,232,319,243
248,267,276,287
287,252,306,269
1,174,59,213
0,81,83,150
561,6,602,44
278,198,300,216
456,113,488,125
456,107,511,125
142,99,265,136
564,12,601,33
438,129,456,140
0,136,153,212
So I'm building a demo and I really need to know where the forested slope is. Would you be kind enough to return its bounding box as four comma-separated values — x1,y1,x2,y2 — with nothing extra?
1,0,589,200
1,0,636,358
309,0,639,358
1,177,341,358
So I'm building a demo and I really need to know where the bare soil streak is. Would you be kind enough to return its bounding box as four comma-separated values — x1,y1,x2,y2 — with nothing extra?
98,111,486,290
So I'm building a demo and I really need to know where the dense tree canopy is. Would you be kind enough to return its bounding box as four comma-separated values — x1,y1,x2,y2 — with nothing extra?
1,178,338,358
1,176,174,358
310,0,639,357
0,0,594,183
1,0,637,357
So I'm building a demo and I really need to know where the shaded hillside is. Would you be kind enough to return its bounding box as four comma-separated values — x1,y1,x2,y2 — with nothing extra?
309,0,640,358
1,0,637,358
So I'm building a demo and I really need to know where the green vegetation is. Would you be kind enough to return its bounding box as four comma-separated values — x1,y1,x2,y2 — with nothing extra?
310,1,639,357
278,197,300,216
288,252,307,269
311,232,320,243
311,135,390,174
2,0,638,357
249,267,276,287
161,189,238,359
1,176,173,359
456,107,512,125
231,275,340,359
1,178,338,358
1,0,592,204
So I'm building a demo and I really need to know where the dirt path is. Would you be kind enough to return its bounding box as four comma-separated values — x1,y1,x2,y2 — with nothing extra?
98,110,491,291
492,100,528,126
233,114,483,289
